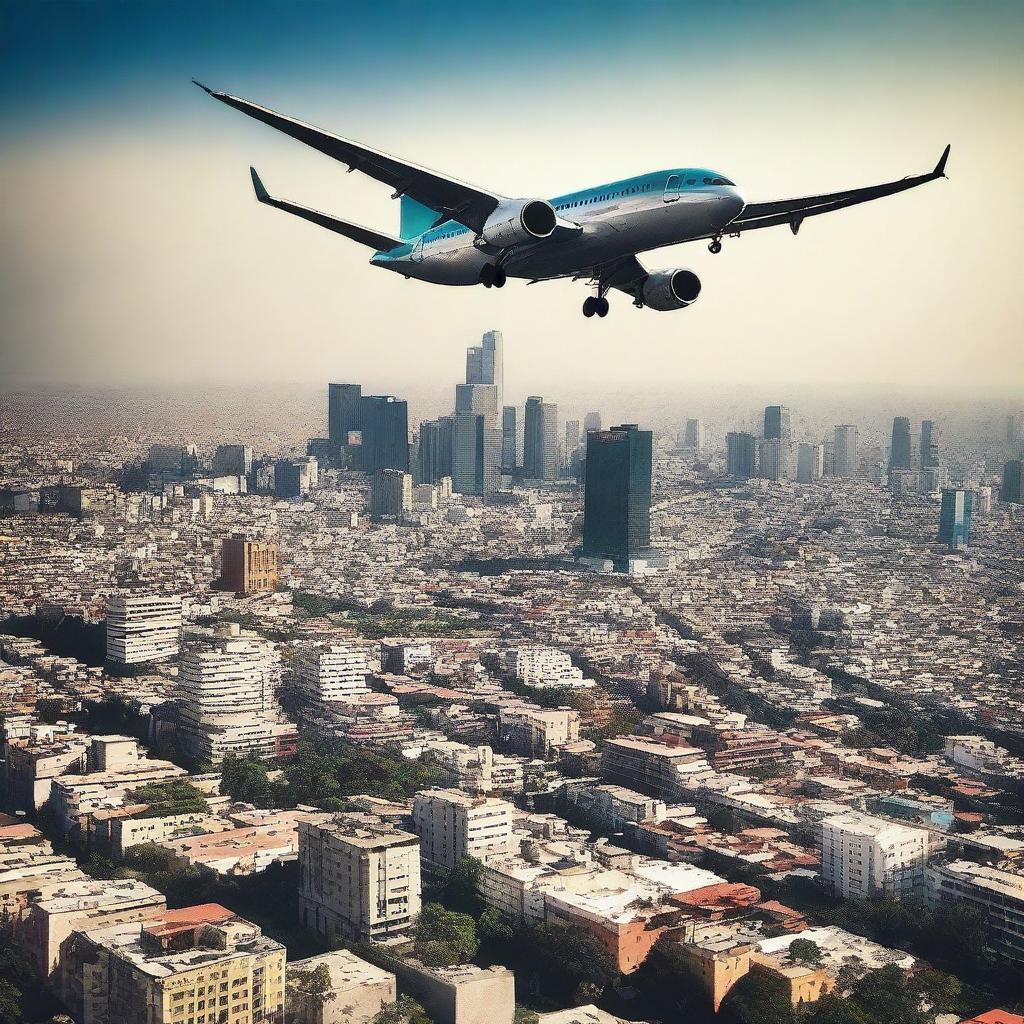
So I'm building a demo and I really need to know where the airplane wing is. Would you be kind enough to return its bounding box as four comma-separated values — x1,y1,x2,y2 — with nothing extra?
720,145,950,238
249,167,402,252
194,81,502,233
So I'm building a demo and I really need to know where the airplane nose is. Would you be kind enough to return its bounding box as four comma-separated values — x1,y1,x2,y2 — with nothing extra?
725,186,745,220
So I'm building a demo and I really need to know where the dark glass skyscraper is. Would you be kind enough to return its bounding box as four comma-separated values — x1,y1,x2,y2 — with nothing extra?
890,416,912,470
417,416,453,484
359,395,409,473
1002,460,1023,504
763,405,791,443
726,432,757,478
920,420,939,468
938,487,974,550
582,424,652,566
524,396,558,480
328,383,362,448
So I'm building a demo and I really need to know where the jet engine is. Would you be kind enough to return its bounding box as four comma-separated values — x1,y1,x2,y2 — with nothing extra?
641,269,701,310
479,199,557,248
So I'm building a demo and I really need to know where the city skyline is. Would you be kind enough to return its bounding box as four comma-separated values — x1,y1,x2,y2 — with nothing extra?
2,1,1023,392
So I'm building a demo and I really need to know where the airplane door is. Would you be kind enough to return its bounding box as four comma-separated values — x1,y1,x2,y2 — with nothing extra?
663,174,682,203
411,236,425,263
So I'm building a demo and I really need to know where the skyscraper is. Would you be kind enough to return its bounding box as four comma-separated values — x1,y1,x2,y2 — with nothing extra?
524,396,558,480
890,417,912,470
453,414,501,495
565,419,581,453
796,442,824,483
684,418,706,451
328,383,362,449
583,411,602,433
359,395,409,473
501,406,518,470
833,425,859,477
212,444,253,477
938,487,974,550
1002,460,1023,504
371,469,412,518
758,439,788,481
763,405,792,443
465,330,504,410
417,416,453,484
1008,415,1021,444
726,432,757,478
920,420,939,469
582,424,652,568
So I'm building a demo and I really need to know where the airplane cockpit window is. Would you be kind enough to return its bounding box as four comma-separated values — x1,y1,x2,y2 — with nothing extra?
703,176,735,186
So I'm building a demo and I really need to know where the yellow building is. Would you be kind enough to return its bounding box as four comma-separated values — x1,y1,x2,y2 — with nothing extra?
63,903,286,1024
220,535,278,594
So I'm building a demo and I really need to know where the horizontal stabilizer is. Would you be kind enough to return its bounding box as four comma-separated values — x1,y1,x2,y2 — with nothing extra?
248,167,403,252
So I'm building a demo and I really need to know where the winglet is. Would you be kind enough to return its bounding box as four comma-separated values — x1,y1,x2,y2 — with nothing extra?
250,167,270,203
192,79,215,96
934,144,950,178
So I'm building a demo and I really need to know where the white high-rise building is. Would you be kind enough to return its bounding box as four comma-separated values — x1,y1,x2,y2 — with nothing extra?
412,789,516,872
758,439,790,481
796,442,824,483
295,642,371,703
499,646,588,689
176,630,283,763
466,329,504,411
833,425,859,478
821,812,929,899
105,594,182,666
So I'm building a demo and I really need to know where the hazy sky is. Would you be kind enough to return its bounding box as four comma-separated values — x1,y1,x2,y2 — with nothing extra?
1,0,1023,396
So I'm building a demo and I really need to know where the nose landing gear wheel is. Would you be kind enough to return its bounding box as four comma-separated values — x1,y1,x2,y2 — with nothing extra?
493,267,507,288
708,238,722,254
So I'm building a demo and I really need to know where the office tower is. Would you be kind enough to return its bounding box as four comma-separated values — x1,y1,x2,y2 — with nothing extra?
821,812,928,899
64,907,286,1024
684,418,706,451
524,396,558,480
328,383,362,448
274,459,311,498
763,405,792,443
177,632,282,763
796,442,824,483
465,329,504,410
890,416,912,470
920,466,947,493
833,425,859,477
920,420,939,469
359,395,409,473
453,414,501,495
371,468,412,517
582,424,652,566
211,444,253,476
1008,414,1021,444
583,411,602,432
939,487,974,550
726,432,757,478
294,641,370,703
220,535,278,593
565,419,581,453
1002,460,1023,504
105,594,182,666
501,406,518,470
412,789,515,872
298,816,422,943
417,416,454,484
455,382,499,419
758,439,788,481
146,444,197,479
976,485,992,515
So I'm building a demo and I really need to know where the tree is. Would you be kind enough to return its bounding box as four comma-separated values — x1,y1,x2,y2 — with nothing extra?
128,778,208,818
219,753,271,806
373,995,431,1024
435,857,484,917
719,972,795,1024
848,965,927,1024
415,903,479,966
787,938,822,966
908,967,962,1015
804,994,870,1024
529,923,617,991
0,980,21,1024
288,963,336,1009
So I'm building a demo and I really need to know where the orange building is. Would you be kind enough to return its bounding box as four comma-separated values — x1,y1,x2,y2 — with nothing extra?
220,534,278,593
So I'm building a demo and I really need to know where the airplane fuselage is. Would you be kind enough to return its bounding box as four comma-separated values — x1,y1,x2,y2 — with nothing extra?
371,169,745,285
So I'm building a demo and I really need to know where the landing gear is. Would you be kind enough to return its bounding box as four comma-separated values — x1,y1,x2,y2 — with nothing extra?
708,237,723,255
479,264,506,288
582,296,609,318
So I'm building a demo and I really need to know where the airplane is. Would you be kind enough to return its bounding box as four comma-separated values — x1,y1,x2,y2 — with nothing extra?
194,81,949,320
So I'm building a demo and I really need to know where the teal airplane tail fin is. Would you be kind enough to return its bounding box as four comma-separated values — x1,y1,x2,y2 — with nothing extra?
400,196,443,239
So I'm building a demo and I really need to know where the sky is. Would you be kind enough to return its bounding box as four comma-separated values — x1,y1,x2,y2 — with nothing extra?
1,0,1023,397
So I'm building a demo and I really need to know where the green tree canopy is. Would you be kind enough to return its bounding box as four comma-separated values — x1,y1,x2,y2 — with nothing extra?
415,903,479,967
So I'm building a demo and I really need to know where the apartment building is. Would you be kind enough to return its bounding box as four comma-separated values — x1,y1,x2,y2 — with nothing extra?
498,646,587,688
298,815,421,943
560,781,668,833
294,641,371,703
821,812,929,899
62,903,286,1024
219,535,278,593
497,705,580,759
928,860,1024,962
412,789,515,872
105,594,182,666
601,735,714,801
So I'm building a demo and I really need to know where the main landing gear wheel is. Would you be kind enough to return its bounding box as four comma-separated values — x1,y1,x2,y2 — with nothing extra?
582,296,610,318
708,238,722,254
479,264,506,288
